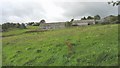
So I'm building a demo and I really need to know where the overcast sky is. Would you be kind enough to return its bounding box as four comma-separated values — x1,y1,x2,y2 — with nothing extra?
0,0,119,24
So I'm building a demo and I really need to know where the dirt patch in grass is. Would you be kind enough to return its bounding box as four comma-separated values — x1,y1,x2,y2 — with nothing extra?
2,34,18,37
24,30,48,33
2,30,48,37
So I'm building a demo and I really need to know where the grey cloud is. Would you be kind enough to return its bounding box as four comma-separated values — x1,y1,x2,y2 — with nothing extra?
55,2,118,19
0,1,118,24
1,0,46,23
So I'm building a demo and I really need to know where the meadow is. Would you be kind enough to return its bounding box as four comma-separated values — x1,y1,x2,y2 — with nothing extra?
2,24,118,66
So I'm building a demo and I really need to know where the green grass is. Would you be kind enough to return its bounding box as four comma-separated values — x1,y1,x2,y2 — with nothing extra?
2,24,118,66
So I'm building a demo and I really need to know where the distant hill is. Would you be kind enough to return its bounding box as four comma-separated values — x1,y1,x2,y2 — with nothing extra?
102,15,118,24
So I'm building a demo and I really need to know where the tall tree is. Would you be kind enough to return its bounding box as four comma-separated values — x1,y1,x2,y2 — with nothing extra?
70,19,74,22
40,19,46,24
81,17,86,20
108,1,120,6
108,1,120,24
87,16,94,20
94,15,101,20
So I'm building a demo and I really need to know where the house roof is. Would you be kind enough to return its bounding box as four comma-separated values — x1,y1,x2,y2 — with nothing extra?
72,20,95,23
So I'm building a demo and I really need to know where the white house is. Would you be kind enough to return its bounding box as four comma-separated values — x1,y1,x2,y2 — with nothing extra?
72,19,95,26
40,22,66,29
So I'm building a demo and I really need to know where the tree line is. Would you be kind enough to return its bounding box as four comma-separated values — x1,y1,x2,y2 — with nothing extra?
2,23,26,32
1,19,46,32
81,15,101,20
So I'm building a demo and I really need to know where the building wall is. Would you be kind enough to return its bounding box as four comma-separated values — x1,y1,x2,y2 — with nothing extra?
40,23,65,29
72,20,95,26
40,20,95,29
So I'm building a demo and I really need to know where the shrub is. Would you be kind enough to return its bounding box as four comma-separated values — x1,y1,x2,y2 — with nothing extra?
65,22,72,27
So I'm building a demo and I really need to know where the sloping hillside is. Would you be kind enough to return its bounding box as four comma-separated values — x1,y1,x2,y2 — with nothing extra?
2,24,118,66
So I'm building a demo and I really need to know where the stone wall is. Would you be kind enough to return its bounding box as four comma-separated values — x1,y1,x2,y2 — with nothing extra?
40,22,65,29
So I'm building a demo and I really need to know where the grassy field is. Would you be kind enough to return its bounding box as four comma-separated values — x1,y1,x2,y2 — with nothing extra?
2,24,118,66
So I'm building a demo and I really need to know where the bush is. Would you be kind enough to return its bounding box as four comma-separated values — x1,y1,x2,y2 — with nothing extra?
65,22,72,27
32,23,40,26
27,22,34,26
19,23,26,29
95,21,99,24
